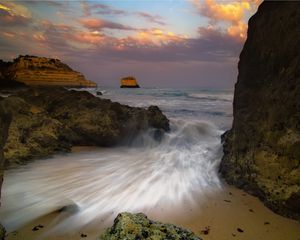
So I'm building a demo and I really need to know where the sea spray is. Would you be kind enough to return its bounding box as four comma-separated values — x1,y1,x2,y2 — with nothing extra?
1,118,223,232
0,88,233,233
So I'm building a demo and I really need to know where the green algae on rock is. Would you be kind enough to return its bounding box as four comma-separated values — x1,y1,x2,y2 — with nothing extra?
220,2,300,220
99,212,201,240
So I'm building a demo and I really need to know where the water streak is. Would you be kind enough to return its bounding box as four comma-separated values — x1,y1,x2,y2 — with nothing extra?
0,119,223,232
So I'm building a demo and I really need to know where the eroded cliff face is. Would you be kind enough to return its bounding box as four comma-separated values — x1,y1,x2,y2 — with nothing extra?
3,55,96,88
220,2,300,220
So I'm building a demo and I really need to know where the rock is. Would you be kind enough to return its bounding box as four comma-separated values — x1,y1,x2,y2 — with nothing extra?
96,91,103,96
3,87,169,165
0,224,5,240
0,98,12,240
220,2,300,220
2,55,96,88
99,212,201,240
120,76,140,88
0,59,27,91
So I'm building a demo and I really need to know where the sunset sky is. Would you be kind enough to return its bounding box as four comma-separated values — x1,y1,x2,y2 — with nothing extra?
0,0,261,88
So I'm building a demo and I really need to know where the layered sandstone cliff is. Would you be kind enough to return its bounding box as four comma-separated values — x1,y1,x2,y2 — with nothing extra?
220,2,300,220
2,55,96,88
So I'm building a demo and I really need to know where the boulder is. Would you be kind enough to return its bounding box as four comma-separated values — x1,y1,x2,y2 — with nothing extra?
220,2,300,220
99,212,201,240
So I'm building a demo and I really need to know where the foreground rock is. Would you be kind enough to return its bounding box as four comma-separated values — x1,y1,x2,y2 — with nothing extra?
100,212,201,240
0,55,96,88
3,87,169,165
220,2,300,220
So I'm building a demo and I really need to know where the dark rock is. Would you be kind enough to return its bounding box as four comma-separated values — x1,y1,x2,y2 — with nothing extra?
3,87,169,165
200,226,210,235
0,224,5,240
96,91,103,96
0,99,11,239
220,1,300,221
237,228,244,233
99,212,201,240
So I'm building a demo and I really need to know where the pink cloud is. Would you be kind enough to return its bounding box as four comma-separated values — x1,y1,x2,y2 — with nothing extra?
80,18,136,31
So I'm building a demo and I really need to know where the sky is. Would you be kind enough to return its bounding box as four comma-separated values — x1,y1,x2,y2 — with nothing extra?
0,0,261,88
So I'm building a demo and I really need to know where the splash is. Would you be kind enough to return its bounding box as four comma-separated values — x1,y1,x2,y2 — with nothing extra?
0,118,223,232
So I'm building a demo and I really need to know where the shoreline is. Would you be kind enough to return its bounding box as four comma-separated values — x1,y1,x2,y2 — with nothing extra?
4,182,300,240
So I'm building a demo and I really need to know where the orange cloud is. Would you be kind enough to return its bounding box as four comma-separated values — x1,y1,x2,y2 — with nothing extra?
134,28,187,45
73,31,105,44
201,0,250,23
3,31,15,38
191,0,261,41
227,21,248,40
0,2,31,26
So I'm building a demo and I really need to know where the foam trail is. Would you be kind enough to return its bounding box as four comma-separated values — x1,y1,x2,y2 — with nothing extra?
0,119,223,233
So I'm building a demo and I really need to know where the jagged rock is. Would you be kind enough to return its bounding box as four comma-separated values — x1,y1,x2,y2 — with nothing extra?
99,212,201,240
2,55,96,88
220,2,300,220
3,87,169,165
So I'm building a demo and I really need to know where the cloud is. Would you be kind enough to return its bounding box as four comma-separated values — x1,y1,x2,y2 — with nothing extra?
190,0,261,41
136,12,166,26
80,0,91,17
80,18,137,31
199,0,251,24
92,3,127,15
80,1,127,17
0,2,31,26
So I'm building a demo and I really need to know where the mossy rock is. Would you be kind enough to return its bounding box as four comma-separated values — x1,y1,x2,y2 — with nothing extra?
100,212,201,240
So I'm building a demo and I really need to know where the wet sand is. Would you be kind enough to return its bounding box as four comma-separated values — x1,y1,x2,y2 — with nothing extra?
5,184,300,240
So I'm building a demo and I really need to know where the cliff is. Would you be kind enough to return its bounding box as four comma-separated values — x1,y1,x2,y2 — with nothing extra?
220,2,300,220
2,87,169,165
1,55,96,88
120,76,140,88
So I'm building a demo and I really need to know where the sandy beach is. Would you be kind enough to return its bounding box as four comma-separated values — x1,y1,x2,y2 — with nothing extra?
5,184,300,240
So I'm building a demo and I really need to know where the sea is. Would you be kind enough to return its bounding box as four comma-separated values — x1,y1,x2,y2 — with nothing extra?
0,87,234,233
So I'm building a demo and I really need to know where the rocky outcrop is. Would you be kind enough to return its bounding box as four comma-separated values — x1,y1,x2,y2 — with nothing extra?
3,87,169,165
120,76,140,88
220,2,300,220
2,55,96,88
0,100,11,240
100,212,201,240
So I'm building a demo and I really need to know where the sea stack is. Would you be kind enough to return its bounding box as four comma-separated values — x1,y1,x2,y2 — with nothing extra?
220,2,300,220
120,76,140,88
2,55,97,88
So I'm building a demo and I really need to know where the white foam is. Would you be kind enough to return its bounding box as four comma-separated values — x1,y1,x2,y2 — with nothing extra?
0,119,223,232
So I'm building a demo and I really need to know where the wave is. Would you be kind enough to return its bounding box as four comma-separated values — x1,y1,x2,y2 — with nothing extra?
0,119,223,233
188,93,233,102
